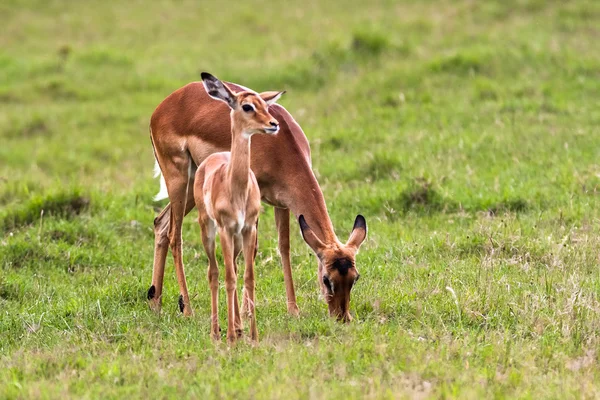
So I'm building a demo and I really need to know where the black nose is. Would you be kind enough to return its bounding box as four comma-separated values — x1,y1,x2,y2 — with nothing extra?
270,121,278,127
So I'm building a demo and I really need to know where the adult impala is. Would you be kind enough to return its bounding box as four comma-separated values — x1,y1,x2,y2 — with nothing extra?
147,76,367,322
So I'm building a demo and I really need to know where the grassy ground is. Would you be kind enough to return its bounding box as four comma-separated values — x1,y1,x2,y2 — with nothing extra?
1,0,600,398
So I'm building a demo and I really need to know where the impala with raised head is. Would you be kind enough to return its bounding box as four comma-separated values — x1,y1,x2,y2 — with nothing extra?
194,72,282,343
147,74,367,322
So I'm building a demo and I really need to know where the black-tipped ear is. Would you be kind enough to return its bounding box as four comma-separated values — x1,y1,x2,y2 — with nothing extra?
322,275,333,293
299,215,325,256
200,72,214,81
353,214,366,231
299,215,309,231
346,214,367,251
201,72,237,109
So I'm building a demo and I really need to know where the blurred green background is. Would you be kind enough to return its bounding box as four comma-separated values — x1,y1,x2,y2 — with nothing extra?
1,0,599,398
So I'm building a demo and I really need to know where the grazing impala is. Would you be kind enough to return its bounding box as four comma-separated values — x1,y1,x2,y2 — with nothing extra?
194,72,281,342
147,75,367,322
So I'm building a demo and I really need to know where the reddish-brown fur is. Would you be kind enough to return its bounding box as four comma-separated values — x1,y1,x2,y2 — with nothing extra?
148,79,367,322
193,73,281,343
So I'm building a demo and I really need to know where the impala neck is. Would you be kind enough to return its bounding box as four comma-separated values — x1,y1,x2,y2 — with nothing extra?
288,168,338,245
227,124,252,202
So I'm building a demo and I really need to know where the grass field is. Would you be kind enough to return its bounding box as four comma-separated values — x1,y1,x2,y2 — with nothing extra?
1,0,600,398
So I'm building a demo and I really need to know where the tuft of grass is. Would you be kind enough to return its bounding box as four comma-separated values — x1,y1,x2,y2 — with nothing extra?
485,198,528,215
393,178,453,216
429,48,491,75
474,77,500,101
362,152,403,182
0,191,90,233
1,115,51,139
351,28,390,56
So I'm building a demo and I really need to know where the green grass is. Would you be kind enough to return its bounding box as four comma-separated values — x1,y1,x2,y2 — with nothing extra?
2,0,600,398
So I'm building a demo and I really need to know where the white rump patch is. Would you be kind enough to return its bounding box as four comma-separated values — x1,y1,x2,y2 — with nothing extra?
153,159,169,201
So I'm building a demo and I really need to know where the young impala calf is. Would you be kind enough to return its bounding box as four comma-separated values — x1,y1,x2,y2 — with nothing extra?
194,72,283,343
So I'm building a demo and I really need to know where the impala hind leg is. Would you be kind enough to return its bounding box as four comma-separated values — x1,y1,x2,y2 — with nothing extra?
242,225,259,342
161,156,194,316
275,208,299,316
148,191,196,313
200,218,220,340
148,203,170,312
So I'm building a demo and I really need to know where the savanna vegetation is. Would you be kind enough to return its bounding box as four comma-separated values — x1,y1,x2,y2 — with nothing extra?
1,0,599,398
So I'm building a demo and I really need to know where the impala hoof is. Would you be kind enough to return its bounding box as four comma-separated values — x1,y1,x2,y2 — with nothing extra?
147,285,156,300
287,304,300,317
178,295,185,313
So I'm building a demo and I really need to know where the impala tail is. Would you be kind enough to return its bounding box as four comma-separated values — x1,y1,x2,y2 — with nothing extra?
153,158,169,201
150,124,169,201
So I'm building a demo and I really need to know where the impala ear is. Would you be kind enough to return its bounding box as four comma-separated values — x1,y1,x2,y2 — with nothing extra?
346,215,367,252
299,215,325,257
260,90,285,106
201,72,237,109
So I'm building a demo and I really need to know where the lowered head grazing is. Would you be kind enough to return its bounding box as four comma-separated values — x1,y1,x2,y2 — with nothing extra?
299,214,367,322
201,72,284,136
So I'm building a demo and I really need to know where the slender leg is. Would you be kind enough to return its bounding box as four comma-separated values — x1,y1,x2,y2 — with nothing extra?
243,226,259,342
219,227,238,344
241,219,257,317
233,235,243,337
274,207,299,316
148,190,196,313
148,204,170,312
201,218,220,340
163,157,194,316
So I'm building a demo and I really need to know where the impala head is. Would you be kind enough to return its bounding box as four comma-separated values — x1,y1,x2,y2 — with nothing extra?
201,72,284,136
299,215,367,322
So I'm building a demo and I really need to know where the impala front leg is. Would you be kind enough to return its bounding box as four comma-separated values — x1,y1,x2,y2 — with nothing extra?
200,219,220,340
232,235,243,337
148,190,196,313
275,207,299,316
220,227,239,345
242,226,259,342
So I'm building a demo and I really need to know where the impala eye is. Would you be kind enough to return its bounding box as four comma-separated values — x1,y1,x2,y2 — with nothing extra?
242,104,254,112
